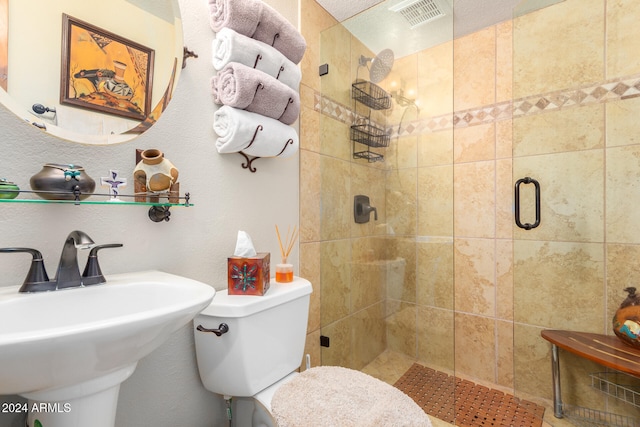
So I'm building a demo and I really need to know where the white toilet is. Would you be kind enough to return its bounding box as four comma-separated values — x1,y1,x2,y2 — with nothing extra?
193,276,312,427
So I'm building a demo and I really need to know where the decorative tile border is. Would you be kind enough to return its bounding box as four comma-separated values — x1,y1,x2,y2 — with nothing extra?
453,101,512,128
315,92,353,123
395,114,453,138
512,75,640,117
315,72,640,137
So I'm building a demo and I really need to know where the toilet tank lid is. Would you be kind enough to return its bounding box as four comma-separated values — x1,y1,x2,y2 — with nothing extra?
199,277,312,318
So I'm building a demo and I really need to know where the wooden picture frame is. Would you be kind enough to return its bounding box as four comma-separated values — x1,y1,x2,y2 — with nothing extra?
60,14,154,121
0,0,7,91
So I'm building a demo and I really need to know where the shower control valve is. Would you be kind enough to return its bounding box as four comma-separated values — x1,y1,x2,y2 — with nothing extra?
354,195,378,224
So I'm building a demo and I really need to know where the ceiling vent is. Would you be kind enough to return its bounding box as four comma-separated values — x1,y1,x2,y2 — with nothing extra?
389,0,446,29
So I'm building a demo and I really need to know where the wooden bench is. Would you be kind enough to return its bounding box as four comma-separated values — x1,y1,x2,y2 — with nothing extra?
541,329,640,419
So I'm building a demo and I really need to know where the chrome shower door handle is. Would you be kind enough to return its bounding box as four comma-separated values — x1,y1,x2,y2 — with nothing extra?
514,177,541,230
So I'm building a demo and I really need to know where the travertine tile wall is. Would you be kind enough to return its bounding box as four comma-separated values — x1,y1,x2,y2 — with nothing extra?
302,0,640,416
512,0,640,416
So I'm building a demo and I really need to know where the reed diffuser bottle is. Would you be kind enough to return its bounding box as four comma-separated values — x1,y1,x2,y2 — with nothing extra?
275,225,297,283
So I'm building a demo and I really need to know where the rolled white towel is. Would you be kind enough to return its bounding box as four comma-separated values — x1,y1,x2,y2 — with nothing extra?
212,27,301,90
213,106,298,158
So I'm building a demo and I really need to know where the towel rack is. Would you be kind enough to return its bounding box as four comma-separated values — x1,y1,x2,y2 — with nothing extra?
253,54,263,68
252,55,285,81
254,83,264,97
237,125,294,173
247,83,294,122
278,98,294,121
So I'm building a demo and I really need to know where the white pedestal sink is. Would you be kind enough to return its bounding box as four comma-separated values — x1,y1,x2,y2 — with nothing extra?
0,270,215,427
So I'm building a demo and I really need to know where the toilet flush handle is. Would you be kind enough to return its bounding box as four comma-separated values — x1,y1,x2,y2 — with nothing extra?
196,323,229,336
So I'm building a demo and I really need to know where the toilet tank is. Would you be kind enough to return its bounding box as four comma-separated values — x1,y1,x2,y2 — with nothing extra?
194,277,312,397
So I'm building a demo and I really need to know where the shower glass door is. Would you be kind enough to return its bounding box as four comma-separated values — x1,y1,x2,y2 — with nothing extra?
317,2,456,389
512,0,640,425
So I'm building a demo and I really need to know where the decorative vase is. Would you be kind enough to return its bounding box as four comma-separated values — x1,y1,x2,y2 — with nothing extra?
0,178,19,199
612,287,640,348
30,164,95,201
133,149,179,193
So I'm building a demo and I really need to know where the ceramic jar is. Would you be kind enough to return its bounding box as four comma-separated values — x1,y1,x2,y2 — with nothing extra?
30,163,95,200
133,149,179,193
0,178,19,199
612,287,640,348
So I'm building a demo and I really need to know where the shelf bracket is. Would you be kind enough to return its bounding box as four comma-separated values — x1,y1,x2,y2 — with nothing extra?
147,192,190,222
182,46,198,69
148,205,171,222
239,152,259,173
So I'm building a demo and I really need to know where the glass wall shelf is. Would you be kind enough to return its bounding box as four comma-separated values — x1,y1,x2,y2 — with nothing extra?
0,198,193,207
0,199,194,207
0,190,192,221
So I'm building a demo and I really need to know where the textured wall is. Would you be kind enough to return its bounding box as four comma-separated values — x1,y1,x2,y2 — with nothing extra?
0,0,300,425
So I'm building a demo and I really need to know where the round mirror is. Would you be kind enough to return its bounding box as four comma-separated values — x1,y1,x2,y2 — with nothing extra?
0,0,183,144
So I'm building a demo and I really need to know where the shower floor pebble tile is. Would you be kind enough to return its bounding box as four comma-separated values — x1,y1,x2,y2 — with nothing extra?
362,350,574,427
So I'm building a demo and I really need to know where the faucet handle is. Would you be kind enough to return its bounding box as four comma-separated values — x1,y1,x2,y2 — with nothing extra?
82,244,123,286
369,206,378,221
0,248,51,292
354,195,378,224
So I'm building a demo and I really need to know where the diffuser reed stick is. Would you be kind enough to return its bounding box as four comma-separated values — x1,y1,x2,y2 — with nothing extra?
275,225,298,283
275,225,298,263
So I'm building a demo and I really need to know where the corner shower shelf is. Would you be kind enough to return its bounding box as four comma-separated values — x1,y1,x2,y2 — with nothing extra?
350,122,390,148
0,190,193,222
350,79,392,163
351,80,392,110
350,122,389,163
353,150,384,162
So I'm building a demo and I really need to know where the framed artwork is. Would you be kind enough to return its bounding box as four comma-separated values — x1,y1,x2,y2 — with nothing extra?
0,0,7,91
60,14,155,121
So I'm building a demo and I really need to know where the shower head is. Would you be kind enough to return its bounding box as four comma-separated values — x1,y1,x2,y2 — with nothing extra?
359,48,394,83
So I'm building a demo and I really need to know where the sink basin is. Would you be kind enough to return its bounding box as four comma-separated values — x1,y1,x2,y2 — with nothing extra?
0,270,215,427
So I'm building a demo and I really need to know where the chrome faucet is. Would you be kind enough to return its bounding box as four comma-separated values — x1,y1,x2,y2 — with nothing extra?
55,230,95,289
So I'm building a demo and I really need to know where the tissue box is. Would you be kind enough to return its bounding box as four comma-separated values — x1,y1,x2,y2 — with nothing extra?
227,252,271,295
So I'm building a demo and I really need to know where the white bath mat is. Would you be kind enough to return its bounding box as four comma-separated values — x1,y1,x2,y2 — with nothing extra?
271,365,433,427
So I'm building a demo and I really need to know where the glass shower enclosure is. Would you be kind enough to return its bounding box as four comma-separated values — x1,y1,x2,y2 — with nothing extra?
317,0,456,385
314,0,640,425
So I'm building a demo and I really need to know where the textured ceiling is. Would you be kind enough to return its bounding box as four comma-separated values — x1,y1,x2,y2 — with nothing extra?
315,0,385,22
314,0,563,58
